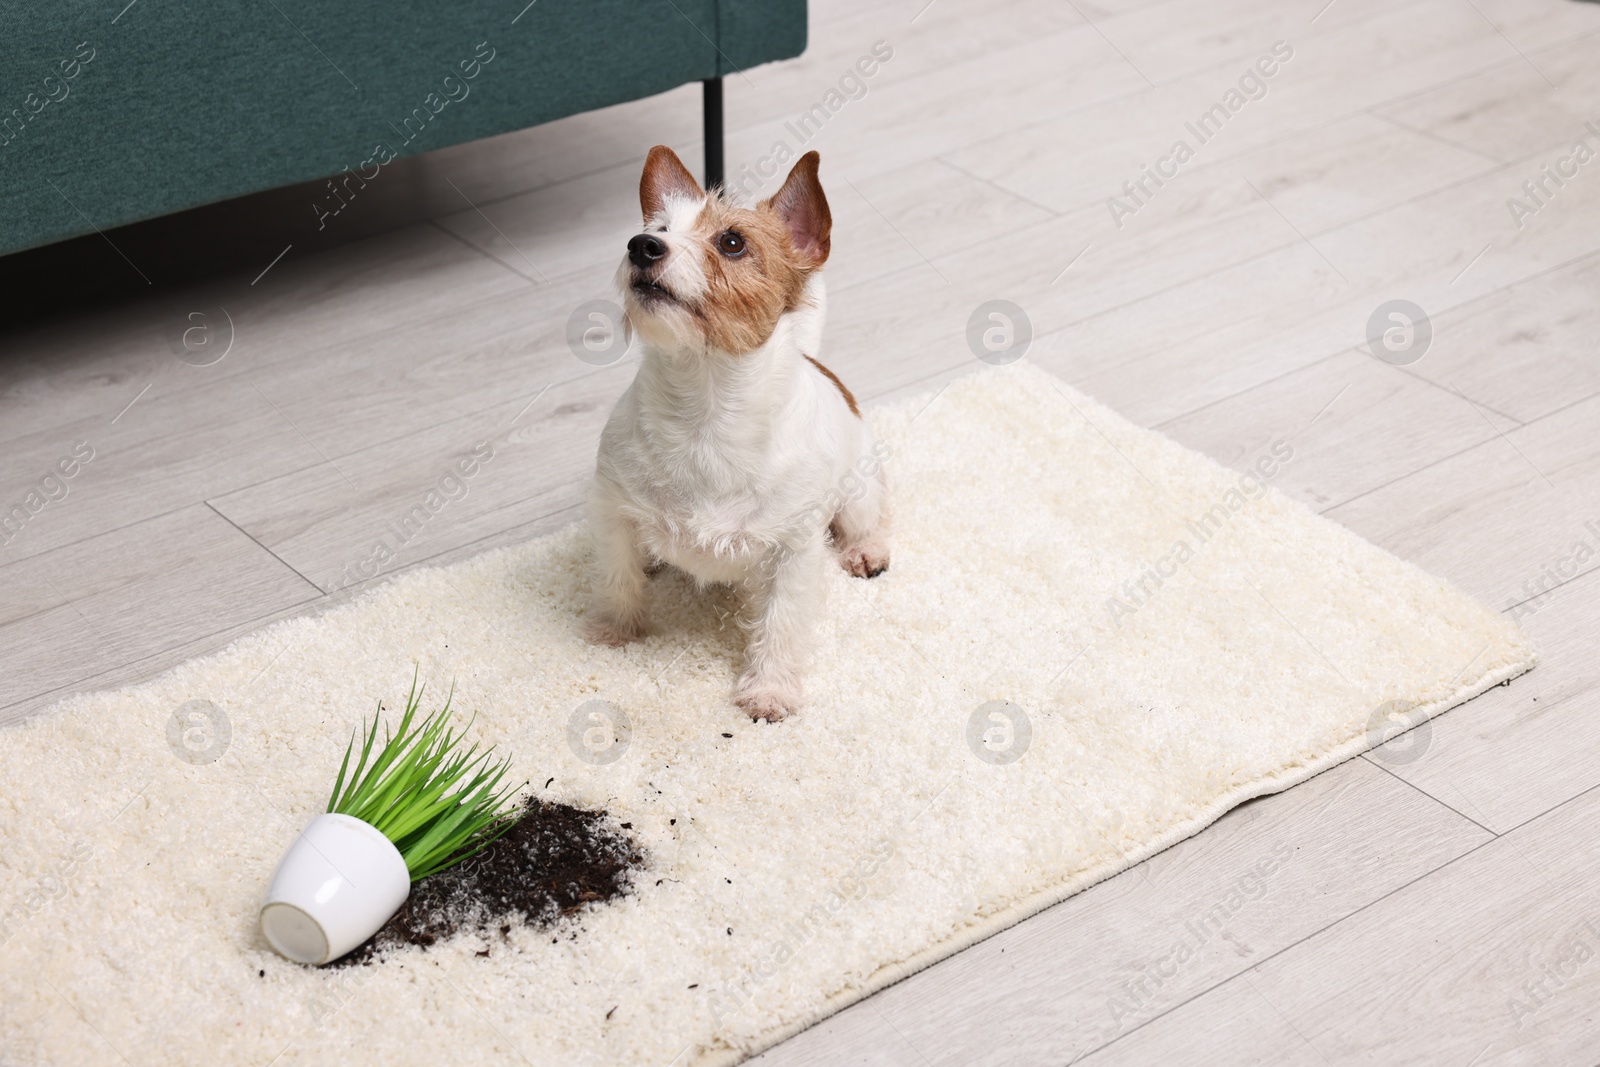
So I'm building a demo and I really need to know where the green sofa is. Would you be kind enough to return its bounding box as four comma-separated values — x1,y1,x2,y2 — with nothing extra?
0,0,806,257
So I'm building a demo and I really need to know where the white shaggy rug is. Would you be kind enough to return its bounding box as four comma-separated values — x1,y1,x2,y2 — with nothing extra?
0,363,1534,1066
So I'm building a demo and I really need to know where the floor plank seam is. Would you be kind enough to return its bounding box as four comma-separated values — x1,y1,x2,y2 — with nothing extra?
426,218,544,288
304,489,587,601
933,155,1064,218
1367,110,1511,167
202,500,325,598
1496,771,1600,842
6,498,599,721
1012,158,1600,408
1359,752,1499,837
860,356,976,406
1500,557,1600,616
0,501,200,571
1088,767,1600,1058
1488,368,1600,429
1324,378,1600,518
0,586,333,724
1397,368,1528,428
1315,438,1524,521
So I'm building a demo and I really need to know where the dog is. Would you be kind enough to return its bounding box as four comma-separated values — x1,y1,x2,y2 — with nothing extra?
582,145,891,722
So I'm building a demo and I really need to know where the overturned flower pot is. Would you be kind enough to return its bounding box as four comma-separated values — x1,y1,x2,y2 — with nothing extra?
260,671,522,966
260,813,411,964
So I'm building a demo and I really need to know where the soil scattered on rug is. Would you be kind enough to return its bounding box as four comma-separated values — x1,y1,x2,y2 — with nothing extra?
332,796,643,967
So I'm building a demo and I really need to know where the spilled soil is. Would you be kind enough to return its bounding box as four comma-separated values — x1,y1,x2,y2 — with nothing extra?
331,796,643,967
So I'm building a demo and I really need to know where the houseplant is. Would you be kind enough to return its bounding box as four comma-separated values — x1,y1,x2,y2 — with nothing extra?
259,672,522,965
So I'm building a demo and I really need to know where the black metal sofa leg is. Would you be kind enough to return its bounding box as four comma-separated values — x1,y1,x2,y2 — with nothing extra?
703,77,724,191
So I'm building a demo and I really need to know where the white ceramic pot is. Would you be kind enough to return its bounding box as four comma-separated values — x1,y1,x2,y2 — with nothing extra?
259,813,411,965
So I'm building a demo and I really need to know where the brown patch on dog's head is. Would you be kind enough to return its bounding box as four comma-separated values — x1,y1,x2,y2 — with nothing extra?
621,148,833,355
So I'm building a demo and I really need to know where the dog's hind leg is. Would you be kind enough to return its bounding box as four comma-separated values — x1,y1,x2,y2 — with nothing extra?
830,457,890,580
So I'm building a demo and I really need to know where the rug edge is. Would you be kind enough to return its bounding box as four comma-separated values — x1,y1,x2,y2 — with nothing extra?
699,650,1537,1066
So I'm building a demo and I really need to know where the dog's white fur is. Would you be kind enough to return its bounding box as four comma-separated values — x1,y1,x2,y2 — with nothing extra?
584,149,890,721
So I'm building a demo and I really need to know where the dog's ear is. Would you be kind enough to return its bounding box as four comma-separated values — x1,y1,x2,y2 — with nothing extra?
640,145,704,221
764,151,831,269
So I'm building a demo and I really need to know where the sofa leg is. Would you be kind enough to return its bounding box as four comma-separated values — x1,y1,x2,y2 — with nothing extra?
702,77,724,191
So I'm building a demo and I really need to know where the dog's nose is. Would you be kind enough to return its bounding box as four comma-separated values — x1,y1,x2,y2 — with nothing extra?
628,234,666,268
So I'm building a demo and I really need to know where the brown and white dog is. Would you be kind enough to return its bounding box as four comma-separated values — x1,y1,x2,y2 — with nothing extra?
583,146,890,722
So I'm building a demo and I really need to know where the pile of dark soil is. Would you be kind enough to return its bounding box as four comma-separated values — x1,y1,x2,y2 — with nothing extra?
332,796,643,967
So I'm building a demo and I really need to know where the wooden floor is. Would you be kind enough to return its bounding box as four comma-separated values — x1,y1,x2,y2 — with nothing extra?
5,0,1600,1062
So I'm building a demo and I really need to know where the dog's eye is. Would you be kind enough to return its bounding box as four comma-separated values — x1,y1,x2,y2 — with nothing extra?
718,231,746,257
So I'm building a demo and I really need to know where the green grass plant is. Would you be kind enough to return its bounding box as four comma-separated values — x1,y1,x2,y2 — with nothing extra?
327,669,522,881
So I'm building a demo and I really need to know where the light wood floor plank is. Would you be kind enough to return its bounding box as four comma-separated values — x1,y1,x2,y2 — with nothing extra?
1151,350,1518,511
1401,251,1600,425
1469,0,1600,51
225,266,610,462
725,0,1091,137
1374,25,1600,164
0,377,336,566
0,504,320,716
1328,391,1600,613
0,503,585,729
1080,777,1600,1066
209,367,631,592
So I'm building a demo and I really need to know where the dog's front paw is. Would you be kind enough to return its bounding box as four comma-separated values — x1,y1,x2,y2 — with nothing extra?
839,539,890,580
734,679,803,723
582,614,648,647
